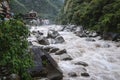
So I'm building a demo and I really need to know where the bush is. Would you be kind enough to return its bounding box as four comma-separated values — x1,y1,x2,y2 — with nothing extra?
0,19,33,80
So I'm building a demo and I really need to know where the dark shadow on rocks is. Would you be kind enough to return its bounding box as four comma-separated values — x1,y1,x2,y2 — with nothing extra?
29,46,63,80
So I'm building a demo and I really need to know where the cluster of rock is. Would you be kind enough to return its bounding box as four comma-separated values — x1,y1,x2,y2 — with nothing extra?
61,25,120,41
47,30,65,44
27,29,66,80
65,60,90,78
31,29,65,45
61,25,97,42
42,46,73,61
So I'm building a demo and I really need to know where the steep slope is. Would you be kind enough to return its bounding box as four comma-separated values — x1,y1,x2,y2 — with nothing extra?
59,0,120,34
10,0,64,20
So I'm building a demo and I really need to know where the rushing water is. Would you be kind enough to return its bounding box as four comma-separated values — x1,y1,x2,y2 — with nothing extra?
29,25,120,80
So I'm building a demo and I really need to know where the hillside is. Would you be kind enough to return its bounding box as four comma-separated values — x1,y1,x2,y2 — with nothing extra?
10,0,64,20
59,0,120,34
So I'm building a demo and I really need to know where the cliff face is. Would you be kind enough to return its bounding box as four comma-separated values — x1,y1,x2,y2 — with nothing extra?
10,0,64,20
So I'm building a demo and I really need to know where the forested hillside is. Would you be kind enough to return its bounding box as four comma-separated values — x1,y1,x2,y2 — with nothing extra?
10,0,64,20
59,0,120,34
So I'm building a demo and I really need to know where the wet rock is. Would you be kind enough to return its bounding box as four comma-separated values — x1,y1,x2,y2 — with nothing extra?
62,25,71,32
38,31,44,35
76,32,87,37
48,38,56,44
29,46,46,77
55,49,67,55
32,31,37,35
37,36,50,45
32,31,42,37
85,38,95,42
54,36,65,44
30,46,63,79
66,25,77,32
74,61,88,67
47,29,65,44
47,30,60,39
49,48,59,53
88,32,98,37
60,25,67,31
43,46,53,52
61,54,72,61
81,73,90,77
43,46,59,53
68,72,77,77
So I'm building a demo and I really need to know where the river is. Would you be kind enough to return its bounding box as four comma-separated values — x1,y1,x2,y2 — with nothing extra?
28,25,120,80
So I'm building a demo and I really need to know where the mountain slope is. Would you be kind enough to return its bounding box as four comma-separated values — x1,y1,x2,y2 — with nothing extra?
10,0,64,20
59,0,120,34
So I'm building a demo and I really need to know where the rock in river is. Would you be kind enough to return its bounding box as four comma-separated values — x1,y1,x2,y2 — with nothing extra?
55,49,67,55
29,46,63,80
74,61,88,67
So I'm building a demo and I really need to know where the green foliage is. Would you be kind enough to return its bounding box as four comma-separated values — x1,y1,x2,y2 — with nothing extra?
59,0,120,33
0,19,33,80
10,0,64,20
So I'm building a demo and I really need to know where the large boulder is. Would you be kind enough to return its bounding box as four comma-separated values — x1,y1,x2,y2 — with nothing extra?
29,46,63,80
47,30,60,39
32,31,44,37
47,30,65,44
54,36,65,44
43,46,59,53
55,49,67,55
74,61,88,67
37,36,50,45
29,46,47,77
81,73,90,77
60,54,72,61
48,36,65,44
49,48,59,53
68,72,77,77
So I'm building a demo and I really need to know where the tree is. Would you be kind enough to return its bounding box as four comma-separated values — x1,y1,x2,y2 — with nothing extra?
59,0,120,34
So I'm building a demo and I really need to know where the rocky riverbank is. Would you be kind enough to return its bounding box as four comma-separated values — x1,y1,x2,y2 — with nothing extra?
28,25,120,80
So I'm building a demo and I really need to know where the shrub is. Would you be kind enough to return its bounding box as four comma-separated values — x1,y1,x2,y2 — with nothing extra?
0,19,33,80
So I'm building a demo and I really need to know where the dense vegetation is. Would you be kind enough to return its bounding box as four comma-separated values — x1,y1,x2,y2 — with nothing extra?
10,0,64,20
0,19,33,79
59,0,120,34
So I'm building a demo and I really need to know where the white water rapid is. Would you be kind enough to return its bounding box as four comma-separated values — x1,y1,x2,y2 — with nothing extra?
28,25,120,80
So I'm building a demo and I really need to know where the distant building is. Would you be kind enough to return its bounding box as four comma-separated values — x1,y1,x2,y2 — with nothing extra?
0,0,10,18
24,10,38,19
